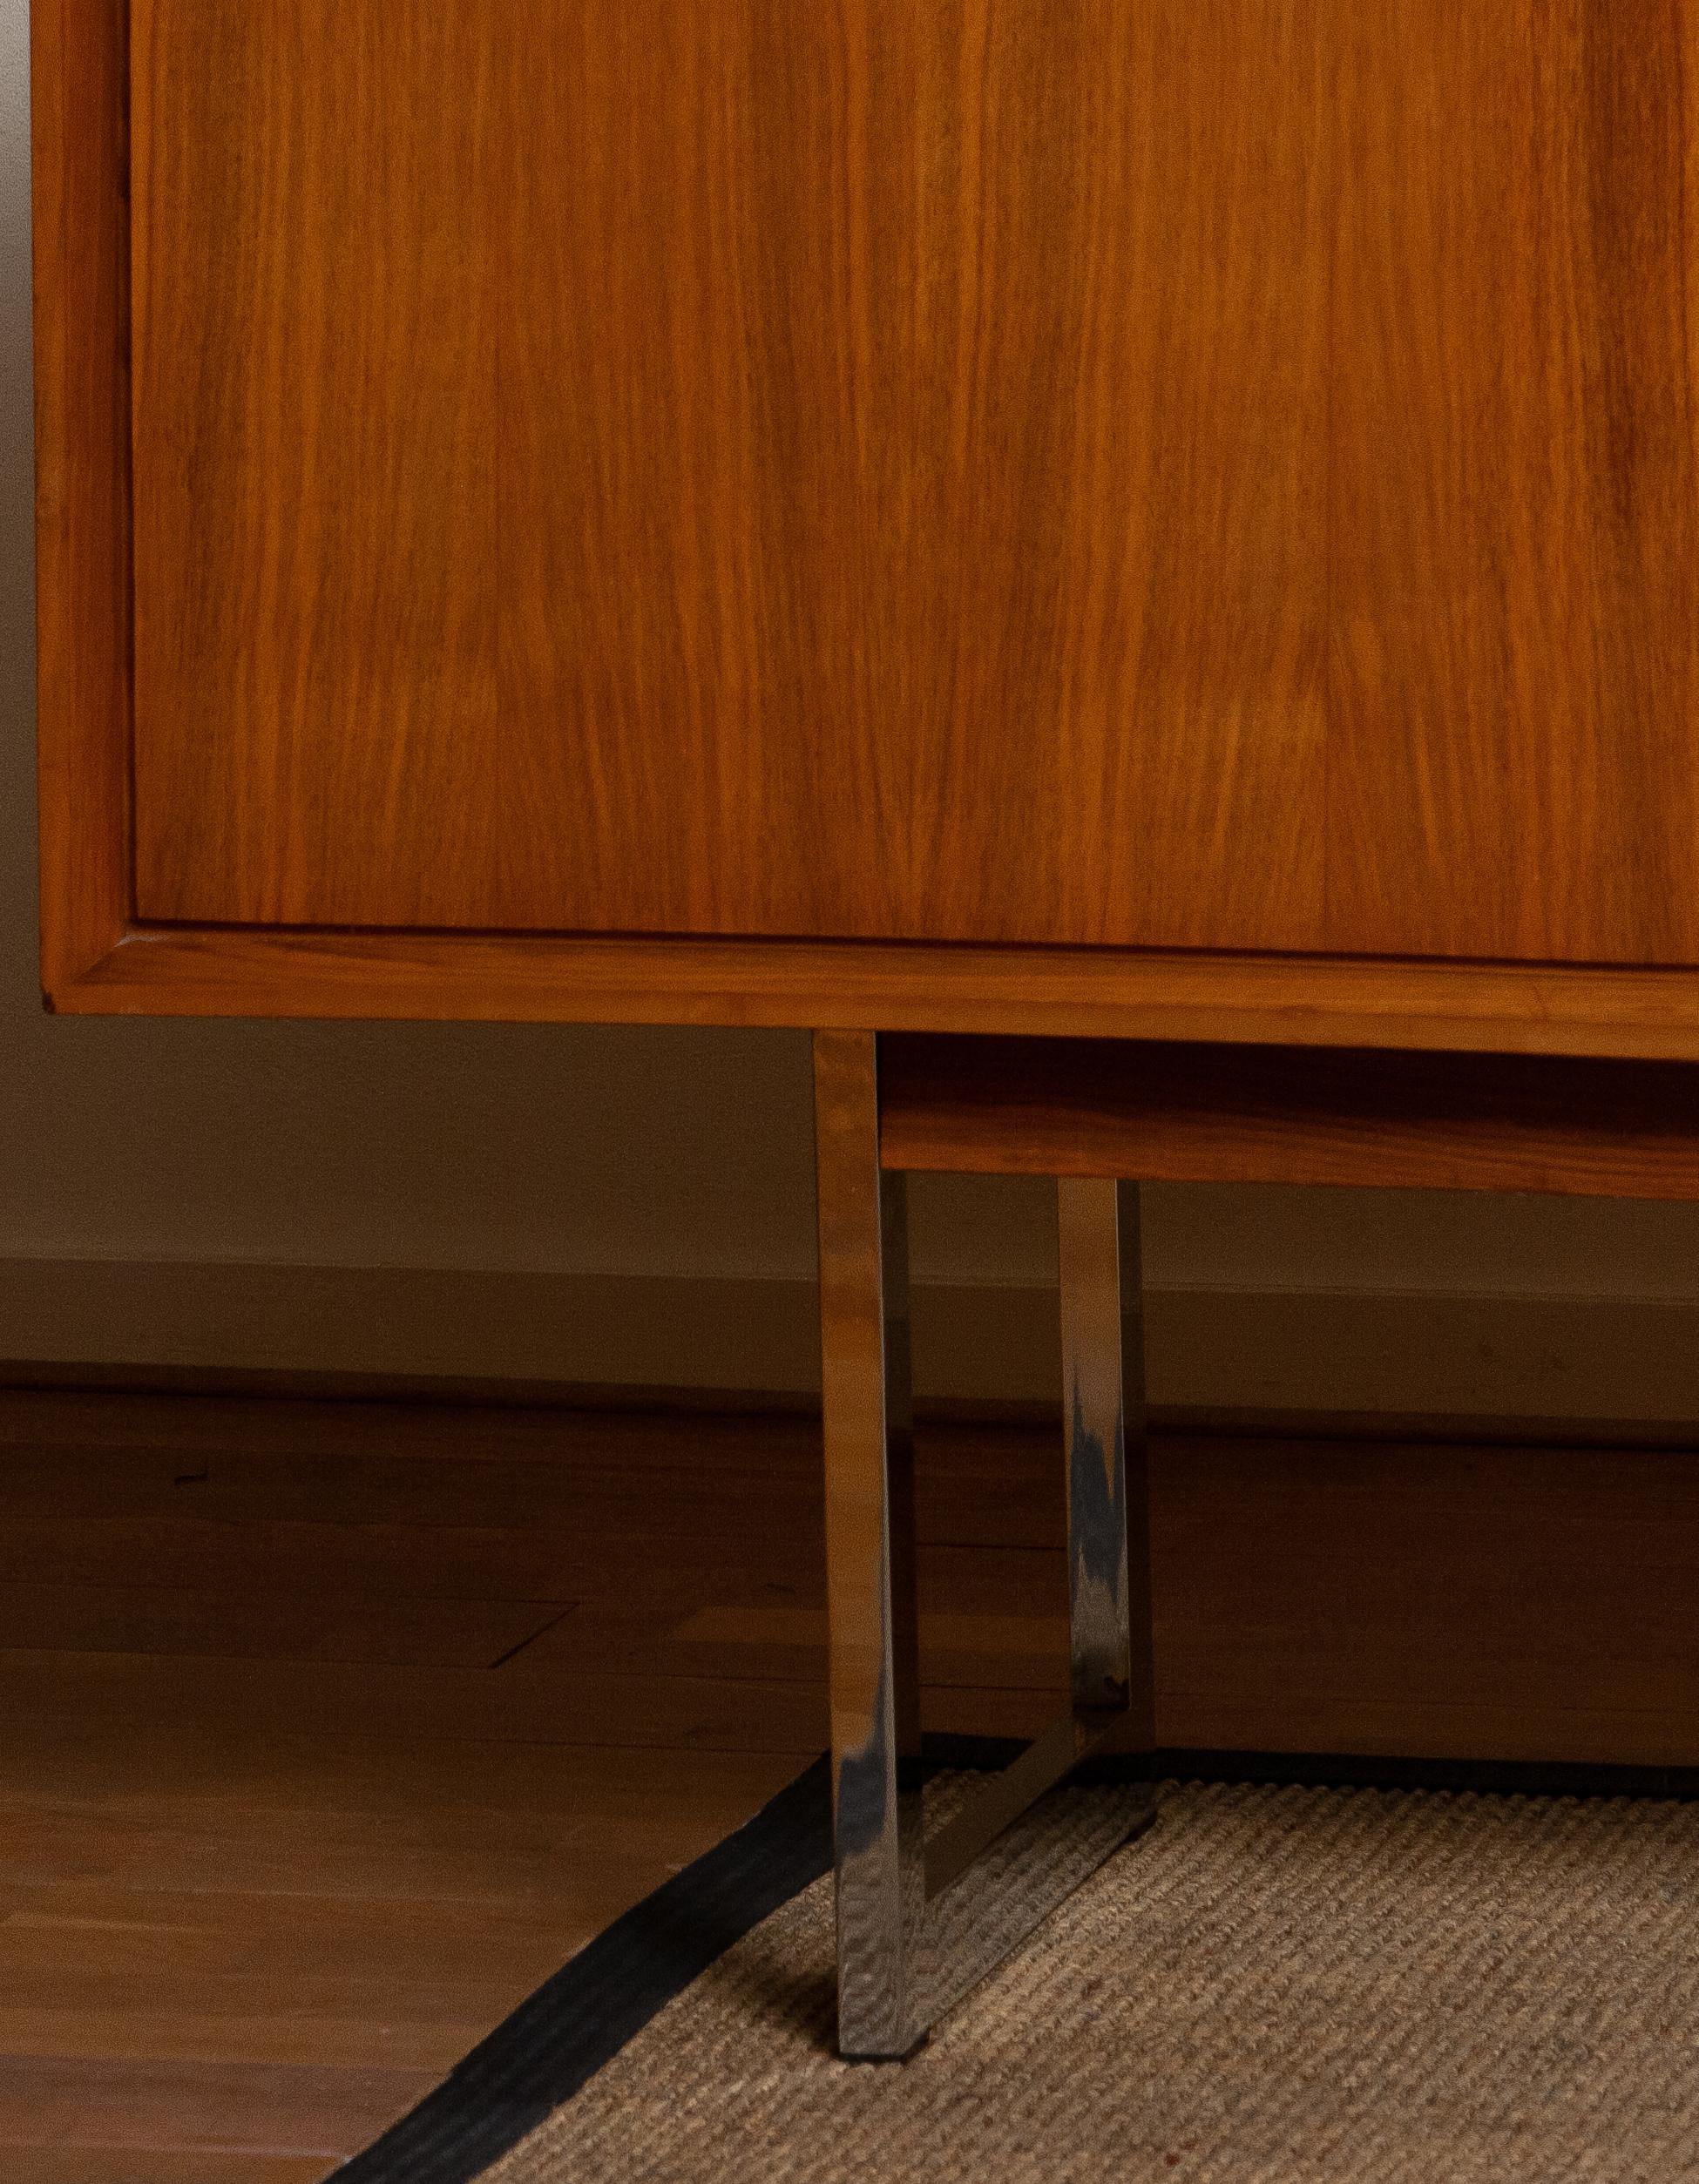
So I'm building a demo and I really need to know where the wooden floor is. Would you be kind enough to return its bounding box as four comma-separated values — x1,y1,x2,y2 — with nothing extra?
4,1387,1699,2179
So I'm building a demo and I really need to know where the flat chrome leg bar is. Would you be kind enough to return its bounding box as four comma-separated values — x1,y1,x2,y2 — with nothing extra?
814,1031,1156,2059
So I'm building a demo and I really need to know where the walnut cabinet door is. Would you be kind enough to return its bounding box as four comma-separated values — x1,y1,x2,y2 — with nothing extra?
34,3,1699,1042
117,4,1699,960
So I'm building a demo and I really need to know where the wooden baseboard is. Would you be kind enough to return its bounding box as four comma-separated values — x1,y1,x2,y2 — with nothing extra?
3,1362,1699,1455
1,1256,1697,1429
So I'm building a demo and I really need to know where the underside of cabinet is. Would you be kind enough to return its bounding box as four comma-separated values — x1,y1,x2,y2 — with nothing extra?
33,1,1699,1039
877,1035,1699,1199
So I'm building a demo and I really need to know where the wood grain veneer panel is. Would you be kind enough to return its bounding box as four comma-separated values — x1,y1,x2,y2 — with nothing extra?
59,3,1699,995
1328,3,1699,963
879,1034,1699,1198
128,2,498,925
125,3,1330,943
501,1,1330,947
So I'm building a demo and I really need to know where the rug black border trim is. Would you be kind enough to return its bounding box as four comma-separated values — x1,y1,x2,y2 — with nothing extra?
337,1734,1699,2181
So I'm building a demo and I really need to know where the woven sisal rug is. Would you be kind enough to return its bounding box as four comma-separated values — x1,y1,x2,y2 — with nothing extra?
342,1748,1699,2182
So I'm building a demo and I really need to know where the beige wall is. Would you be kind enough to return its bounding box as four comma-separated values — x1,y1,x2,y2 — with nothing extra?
6,2,1699,1417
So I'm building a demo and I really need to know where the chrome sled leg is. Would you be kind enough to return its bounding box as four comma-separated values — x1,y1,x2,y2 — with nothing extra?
813,1031,1156,2059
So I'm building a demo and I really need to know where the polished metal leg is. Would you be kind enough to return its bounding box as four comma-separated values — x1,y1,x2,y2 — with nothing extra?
814,1030,924,2058
1059,1177,1156,1752
814,1032,1156,2060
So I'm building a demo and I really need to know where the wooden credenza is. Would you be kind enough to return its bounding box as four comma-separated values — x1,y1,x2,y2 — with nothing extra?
32,1,1699,1053
34,2,1699,2055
